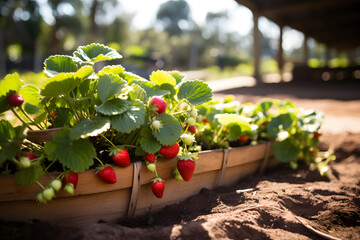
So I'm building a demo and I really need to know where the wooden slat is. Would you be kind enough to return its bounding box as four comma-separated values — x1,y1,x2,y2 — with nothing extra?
227,143,267,168
0,188,132,225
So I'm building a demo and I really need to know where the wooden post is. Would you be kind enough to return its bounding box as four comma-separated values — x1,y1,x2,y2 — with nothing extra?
277,25,284,81
253,11,261,83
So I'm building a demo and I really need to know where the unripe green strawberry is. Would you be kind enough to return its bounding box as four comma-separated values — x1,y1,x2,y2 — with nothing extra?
152,120,161,130
190,109,198,118
42,187,55,201
181,133,195,146
19,157,31,168
50,179,62,191
64,183,75,195
147,163,156,172
36,193,47,204
186,117,196,126
173,167,184,181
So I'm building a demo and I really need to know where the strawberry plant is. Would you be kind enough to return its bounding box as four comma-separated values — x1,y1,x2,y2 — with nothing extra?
0,43,213,203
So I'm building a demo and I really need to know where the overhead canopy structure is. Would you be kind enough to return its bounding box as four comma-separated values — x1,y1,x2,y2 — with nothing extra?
235,0,360,50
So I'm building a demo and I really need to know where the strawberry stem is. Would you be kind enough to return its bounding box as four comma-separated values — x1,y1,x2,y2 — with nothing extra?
100,134,117,149
36,181,45,190
95,157,105,166
18,105,43,130
11,108,33,130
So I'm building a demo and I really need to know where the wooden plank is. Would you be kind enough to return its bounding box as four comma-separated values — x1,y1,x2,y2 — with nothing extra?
135,170,219,217
0,188,131,225
227,143,267,168
220,160,263,187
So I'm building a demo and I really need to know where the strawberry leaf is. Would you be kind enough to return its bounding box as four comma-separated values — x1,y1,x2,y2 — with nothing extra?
110,100,146,133
43,55,78,77
267,113,297,139
120,71,144,83
96,98,130,116
14,164,43,186
97,73,127,103
253,100,274,114
152,113,182,146
0,123,26,166
149,70,176,86
98,65,125,76
19,84,41,106
273,138,300,163
168,70,185,85
73,43,122,63
129,84,147,103
52,129,95,172
0,73,24,97
140,127,161,154
298,109,324,133
132,79,170,97
69,117,110,140
177,80,212,105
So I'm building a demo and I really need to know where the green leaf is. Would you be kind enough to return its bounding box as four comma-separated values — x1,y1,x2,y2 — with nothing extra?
19,84,41,106
53,108,72,128
149,70,176,86
140,127,161,154
217,113,250,126
0,124,26,166
0,73,24,96
132,79,170,97
97,73,127,103
168,70,186,85
267,113,297,139
299,110,324,133
273,138,300,163
110,100,146,133
41,73,78,97
254,100,274,114
73,43,122,63
74,65,94,80
14,165,43,186
129,84,147,103
177,80,213,105
98,65,125,76
44,141,57,161
96,98,130,116
69,117,110,140
152,113,182,146
0,95,10,113
227,124,242,141
119,71,144,83
52,129,95,172
159,83,176,96
44,55,78,77
24,103,39,114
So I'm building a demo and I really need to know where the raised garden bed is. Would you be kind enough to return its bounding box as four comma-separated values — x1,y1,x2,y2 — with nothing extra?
0,142,276,225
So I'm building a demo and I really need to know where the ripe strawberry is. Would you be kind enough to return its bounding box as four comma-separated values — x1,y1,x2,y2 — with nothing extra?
177,157,196,181
112,149,130,167
238,135,249,143
159,143,180,159
151,178,165,198
145,153,156,163
7,93,24,107
98,166,117,184
185,123,196,134
24,152,38,160
62,172,79,189
203,117,209,124
151,97,167,114
314,132,322,138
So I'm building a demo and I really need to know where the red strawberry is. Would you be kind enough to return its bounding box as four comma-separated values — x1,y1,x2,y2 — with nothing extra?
185,123,196,134
203,117,209,124
62,172,79,189
177,157,196,181
7,93,24,107
238,135,249,143
98,166,117,184
159,143,180,159
151,178,165,198
24,152,38,160
145,153,156,163
112,149,130,167
314,132,322,138
151,97,167,114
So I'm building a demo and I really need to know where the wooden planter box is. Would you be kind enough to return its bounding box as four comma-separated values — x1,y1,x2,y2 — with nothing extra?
0,142,277,226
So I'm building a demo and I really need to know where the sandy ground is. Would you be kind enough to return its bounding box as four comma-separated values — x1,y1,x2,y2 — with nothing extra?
1,79,360,240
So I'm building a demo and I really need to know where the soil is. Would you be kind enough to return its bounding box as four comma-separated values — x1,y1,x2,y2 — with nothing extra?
1,79,360,240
